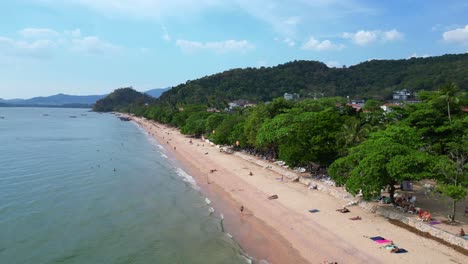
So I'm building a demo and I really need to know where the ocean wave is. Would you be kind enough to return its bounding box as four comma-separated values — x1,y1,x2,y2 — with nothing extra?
175,168,199,189
159,152,168,159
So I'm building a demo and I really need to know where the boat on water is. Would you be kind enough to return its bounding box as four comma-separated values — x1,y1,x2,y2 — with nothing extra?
69,115,77,118
42,114,49,116
0,116,5,119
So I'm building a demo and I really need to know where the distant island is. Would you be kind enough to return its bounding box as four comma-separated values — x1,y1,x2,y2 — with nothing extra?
0,88,170,108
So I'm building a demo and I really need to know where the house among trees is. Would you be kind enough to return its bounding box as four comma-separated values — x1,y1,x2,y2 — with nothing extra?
380,103,400,113
284,93,300,100
393,89,411,101
207,107,221,113
227,99,255,110
346,99,365,112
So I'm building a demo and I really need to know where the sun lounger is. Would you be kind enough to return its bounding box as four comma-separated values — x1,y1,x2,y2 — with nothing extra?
429,221,441,225
308,209,320,213
370,236,385,241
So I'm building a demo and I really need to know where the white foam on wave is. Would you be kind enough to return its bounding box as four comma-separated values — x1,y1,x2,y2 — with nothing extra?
175,168,199,189
159,152,168,159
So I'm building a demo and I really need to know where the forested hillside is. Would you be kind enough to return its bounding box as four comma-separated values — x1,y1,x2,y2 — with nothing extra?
158,53,468,106
93,87,154,112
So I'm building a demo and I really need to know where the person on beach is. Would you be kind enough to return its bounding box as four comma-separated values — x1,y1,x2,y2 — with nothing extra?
240,205,244,213
460,228,465,237
336,207,350,213
249,171,253,176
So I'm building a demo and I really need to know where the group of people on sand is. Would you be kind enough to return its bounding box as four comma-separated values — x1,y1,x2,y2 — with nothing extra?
393,194,417,214
417,209,432,222
336,207,362,220
382,241,403,253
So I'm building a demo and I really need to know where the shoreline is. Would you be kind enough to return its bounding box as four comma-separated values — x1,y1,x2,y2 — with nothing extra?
134,118,309,263
130,115,466,264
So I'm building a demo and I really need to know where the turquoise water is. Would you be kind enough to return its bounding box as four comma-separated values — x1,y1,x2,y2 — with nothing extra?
0,108,246,264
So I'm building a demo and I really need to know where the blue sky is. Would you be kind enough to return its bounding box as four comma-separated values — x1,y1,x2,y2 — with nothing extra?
0,0,467,99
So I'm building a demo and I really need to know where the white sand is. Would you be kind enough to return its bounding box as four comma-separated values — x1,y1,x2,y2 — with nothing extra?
132,116,466,264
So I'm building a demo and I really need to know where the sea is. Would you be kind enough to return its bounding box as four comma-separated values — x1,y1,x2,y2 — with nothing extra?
0,108,248,264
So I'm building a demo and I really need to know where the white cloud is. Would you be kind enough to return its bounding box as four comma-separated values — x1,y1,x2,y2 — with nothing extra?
343,29,404,45
176,39,254,54
37,0,374,39
71,36,121,55
443,25,468,46
382,29,403,41
301,37,344,51
42,0,224,19
326,61,341,68
408,53,430,59
343,30,378,45
0,37,57,57
283,38,295,47
18,28,60,38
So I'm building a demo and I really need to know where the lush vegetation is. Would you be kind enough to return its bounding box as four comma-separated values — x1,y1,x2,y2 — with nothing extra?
93,54,468,221
158,53,468,105
120,85,467,221
93,87,154,112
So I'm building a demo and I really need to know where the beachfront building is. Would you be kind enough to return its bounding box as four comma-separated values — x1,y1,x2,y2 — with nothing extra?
393,89,411,101
227,99,256,110
380,103,400,113
346,99,365,112
284,93,300,100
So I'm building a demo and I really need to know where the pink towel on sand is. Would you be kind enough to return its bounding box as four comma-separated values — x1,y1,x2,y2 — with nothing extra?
376,239,391,244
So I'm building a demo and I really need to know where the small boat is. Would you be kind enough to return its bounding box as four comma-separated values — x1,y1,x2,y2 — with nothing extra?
0,116,5,119
42,114,49,116
69,116,77,118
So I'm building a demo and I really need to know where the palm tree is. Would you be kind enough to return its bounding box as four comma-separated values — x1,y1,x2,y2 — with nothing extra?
438,83,460,125
338,117,372,154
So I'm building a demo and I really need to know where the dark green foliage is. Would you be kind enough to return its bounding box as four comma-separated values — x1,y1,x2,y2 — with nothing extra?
329,125,435,203
93,87,154,112
158,54,468,105
210,115,245,145
180,111,211,136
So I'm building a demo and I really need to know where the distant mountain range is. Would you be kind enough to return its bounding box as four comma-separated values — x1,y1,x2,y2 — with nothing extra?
0,88,171,107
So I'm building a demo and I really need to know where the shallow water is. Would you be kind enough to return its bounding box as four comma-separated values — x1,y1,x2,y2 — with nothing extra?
0,108,246,264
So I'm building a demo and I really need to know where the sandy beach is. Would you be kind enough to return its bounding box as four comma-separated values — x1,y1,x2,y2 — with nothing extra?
131,116,466,264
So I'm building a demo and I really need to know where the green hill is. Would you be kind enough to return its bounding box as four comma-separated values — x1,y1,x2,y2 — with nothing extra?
93,87,154,112
158,53,468,106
